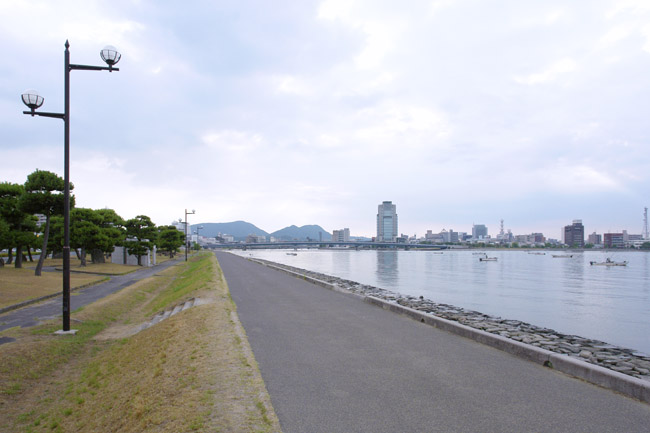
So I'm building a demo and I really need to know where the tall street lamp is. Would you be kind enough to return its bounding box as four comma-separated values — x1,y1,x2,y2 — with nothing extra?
21,40,121,333
185,209,195,261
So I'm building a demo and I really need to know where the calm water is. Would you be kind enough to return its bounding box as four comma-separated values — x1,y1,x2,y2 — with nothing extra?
232,249,650,354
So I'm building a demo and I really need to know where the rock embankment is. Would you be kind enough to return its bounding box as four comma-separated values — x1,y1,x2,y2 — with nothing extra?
254,258,650,382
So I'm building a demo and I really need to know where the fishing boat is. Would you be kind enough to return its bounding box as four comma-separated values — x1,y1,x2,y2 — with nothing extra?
589,258,627,266
286,252,298,256
552,254,573,258
479,257,498,261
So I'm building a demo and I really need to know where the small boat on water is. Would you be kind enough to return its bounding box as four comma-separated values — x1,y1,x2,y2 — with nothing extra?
472,252,486,255
589,258,627,266
552,254,573,258
479,257,498,261
528,252,546,255
286,252,298,256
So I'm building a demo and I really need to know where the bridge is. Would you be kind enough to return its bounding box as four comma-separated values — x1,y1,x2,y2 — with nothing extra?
206,241,448,250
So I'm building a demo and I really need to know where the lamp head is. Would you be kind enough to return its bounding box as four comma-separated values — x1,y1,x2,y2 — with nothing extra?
100,45,121,71
21,90,44,113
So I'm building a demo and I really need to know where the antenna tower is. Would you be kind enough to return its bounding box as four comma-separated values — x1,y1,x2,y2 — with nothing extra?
644,207,649,240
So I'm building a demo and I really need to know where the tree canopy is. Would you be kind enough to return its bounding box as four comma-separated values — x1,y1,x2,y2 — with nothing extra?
19,170,68,275
157,225,184,258
125,215,157,266
0,182,37,268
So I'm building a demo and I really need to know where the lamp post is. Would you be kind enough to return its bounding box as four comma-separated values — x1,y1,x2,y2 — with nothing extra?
21,40,120,333
185,209,195,261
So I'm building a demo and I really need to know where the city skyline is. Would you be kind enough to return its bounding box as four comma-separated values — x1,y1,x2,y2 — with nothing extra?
188,207,647,244
2,1,649,240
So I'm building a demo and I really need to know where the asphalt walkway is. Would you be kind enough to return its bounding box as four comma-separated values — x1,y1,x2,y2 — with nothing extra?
216,251,650,433
0,258,182,334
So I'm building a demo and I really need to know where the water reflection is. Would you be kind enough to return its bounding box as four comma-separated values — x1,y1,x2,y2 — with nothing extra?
376,251,399,287
331,251,352,276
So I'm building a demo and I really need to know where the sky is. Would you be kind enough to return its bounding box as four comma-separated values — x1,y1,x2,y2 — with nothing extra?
1,0,649,239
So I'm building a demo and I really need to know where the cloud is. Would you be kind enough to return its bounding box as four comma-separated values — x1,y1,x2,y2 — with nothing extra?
514,58,578,85
2,0,650,239
540,161,621,194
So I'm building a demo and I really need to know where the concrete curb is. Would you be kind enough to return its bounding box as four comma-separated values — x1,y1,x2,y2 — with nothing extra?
255,259,650,404
0,278,109,315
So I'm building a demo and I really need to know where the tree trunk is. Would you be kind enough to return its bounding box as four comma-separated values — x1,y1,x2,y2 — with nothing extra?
80,248,87,267
137,255,142,266
27,247,33,262
91,249,105,264
34,217,51,276
15,245,23,268
7,248,13,265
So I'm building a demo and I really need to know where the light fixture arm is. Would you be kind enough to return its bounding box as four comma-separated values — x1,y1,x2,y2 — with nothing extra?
69,64,119,72
21,110,65,119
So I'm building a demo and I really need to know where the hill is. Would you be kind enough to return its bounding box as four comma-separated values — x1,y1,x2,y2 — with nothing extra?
270,225,332,241
190,221,269,241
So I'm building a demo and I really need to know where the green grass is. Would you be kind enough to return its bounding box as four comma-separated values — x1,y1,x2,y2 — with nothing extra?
148,252,214,314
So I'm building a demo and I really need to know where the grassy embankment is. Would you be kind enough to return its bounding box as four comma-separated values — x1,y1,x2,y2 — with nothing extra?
0,252,280,432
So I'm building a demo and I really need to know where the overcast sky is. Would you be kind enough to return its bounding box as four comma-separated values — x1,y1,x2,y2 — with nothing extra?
1,0,649,239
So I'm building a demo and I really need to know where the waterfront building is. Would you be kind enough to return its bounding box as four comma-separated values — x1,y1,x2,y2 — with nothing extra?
604,232,625,248
472,224,488,240
531,233,545,243
514,233,546,246
440,229,459,243
332,228,350,243
564,219,585,247
376,201,398,242
588,232,602,245
217,233,235,243
245,234,267,243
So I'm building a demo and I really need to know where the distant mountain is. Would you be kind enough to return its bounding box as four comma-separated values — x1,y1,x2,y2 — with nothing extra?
189,221,332,242
270,225,332,241
191,221,269,241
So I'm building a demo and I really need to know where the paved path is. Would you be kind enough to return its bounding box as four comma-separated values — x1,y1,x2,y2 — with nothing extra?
0,258,182,334
216,251,650,433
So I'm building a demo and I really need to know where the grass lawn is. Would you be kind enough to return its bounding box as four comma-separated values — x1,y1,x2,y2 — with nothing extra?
0,268,107,309
0,252,280,432
1,253,186,310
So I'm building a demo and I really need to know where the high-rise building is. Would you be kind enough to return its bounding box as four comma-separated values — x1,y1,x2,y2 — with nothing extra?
564,219,584,247
472,224,488,239
376,201,398,242
332,228,350,243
